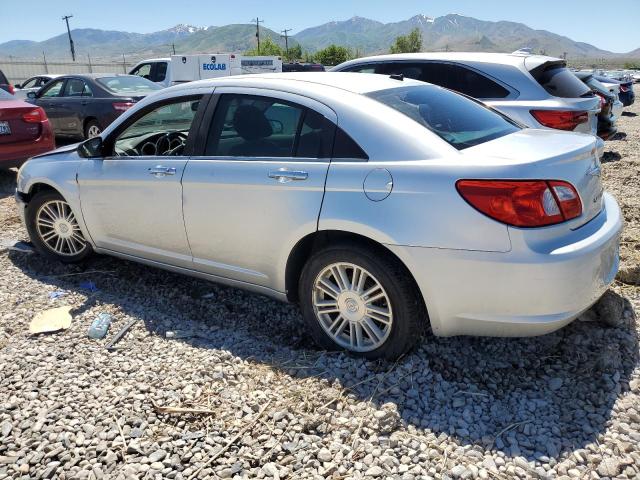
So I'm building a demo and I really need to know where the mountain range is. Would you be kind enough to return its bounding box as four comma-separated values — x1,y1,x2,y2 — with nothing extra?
0,14,638,60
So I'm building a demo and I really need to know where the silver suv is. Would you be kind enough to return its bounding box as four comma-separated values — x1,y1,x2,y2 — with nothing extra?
333,52,600,136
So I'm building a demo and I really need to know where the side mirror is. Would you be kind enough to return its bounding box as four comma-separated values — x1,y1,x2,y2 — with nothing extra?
78,136,104,159
27,91,37,99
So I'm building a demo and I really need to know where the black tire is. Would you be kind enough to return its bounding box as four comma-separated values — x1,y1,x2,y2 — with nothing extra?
25,191,93,263
83,119,101,139
299,243,426,360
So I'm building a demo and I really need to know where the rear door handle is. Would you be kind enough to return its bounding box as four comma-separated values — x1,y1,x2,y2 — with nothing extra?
148,165,176,177
268,169,308,182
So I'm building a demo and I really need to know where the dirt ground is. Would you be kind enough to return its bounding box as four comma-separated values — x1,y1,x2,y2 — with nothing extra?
0,91,639,480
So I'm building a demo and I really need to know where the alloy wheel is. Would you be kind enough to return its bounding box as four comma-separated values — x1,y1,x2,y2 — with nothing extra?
87,125,101,138
312,262,393,352
36,200,87,256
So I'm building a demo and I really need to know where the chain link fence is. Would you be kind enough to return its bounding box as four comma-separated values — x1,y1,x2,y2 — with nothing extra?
0,58,140,84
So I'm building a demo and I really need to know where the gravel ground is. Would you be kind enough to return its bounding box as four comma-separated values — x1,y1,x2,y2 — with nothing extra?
1,91,639,480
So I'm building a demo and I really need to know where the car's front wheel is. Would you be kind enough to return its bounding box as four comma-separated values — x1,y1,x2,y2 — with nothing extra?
26,191,93,263
299,244,425,359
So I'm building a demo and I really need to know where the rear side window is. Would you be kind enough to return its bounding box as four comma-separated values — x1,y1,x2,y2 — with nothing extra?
420,63,510,99
0,70,8,84
154,62,168,82
368,85,520,150
531,65,592,98
332,128,368,160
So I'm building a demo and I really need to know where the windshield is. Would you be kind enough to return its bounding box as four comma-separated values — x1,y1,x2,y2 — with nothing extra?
531,65,593,98
367,85,520,150
97,76,161,95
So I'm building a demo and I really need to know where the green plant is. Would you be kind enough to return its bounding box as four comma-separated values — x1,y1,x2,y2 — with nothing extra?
390,28,423,54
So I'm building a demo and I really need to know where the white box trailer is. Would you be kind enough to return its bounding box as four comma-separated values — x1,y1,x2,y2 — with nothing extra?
128,54,282,87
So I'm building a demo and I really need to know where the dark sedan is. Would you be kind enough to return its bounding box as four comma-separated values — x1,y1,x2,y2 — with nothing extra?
594,75,635,107
27,74,161,139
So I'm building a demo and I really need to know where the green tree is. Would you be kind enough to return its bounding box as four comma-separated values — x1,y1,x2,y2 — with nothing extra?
284,43,302,62
245,36,283,56
390,28,423,54
314,44,352,66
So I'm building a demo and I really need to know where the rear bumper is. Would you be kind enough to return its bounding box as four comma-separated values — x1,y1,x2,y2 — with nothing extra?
387,193,622,337
0,135,55,168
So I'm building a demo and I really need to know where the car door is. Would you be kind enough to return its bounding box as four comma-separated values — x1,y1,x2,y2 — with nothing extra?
33,78,66,132
182,89,337,289
77,94,205,268
58,78,92,136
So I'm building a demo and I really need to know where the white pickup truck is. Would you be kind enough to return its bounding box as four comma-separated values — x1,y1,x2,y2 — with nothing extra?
128,54,283,88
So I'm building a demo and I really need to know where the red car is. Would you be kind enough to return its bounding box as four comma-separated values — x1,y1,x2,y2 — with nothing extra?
0,88,55,169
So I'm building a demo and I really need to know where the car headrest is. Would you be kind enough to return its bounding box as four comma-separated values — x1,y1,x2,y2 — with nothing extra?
233,105,272,140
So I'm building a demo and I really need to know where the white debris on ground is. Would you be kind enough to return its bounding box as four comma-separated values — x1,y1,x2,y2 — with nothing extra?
0,90,639,480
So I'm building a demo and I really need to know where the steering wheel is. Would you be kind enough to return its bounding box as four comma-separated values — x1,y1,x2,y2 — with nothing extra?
155,131,188,156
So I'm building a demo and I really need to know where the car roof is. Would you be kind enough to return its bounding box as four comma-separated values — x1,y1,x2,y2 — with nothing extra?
172,71,426,95
54,73,137,80
134,58,170,63
334,52,563,70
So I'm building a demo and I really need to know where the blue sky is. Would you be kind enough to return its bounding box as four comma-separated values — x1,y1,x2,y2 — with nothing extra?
1,0,638,52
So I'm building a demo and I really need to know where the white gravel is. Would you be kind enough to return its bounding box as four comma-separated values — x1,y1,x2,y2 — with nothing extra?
0,89,639,480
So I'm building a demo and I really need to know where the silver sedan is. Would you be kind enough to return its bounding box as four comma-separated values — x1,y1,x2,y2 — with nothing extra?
15,73,622,359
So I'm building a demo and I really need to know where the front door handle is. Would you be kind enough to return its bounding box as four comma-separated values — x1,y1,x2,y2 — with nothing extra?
148,165,176,177
268,169,308,183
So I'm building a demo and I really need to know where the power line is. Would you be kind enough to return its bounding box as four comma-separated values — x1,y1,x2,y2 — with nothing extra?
62,15,76,62
281,29,292,58
251,17,264,54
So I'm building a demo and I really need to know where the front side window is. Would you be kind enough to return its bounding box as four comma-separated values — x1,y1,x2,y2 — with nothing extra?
131,63,152,79
206,94,333,158
97,76,161,95
40,80,65,98
368,85,520,150
113,97,202,156
22,78,38,89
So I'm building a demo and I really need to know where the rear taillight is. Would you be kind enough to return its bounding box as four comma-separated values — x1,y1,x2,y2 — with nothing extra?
22,108,46,123
619,84,630,93
530,110,589,131
456,179,583,228
112,102,135,112
7,84,14,95
595,92,607,108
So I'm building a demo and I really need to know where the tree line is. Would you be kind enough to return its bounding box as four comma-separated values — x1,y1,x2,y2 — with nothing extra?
245,28,423,66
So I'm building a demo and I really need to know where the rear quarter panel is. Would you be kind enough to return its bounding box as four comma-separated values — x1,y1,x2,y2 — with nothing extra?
319,160,512,252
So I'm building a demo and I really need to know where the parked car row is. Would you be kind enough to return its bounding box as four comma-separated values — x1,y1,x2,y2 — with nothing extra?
14,71,622,358
333,53,634,140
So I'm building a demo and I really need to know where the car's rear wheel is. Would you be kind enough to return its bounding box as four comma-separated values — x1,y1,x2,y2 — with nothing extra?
84,119,101,139
26,191,92,263
299,244,425,359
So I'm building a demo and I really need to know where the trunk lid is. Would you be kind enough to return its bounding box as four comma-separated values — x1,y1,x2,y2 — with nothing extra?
0,100,42,144
462,129,604,228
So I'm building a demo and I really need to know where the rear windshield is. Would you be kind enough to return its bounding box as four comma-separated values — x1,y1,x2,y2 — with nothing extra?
367,85,520,150
97,76,161,95
0,70,8,84
531,65,592,98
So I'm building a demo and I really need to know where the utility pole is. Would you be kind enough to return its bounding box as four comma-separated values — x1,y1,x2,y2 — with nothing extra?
171,43,176,55
62,15,76,61
281,28,292,59
252,17,264,54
